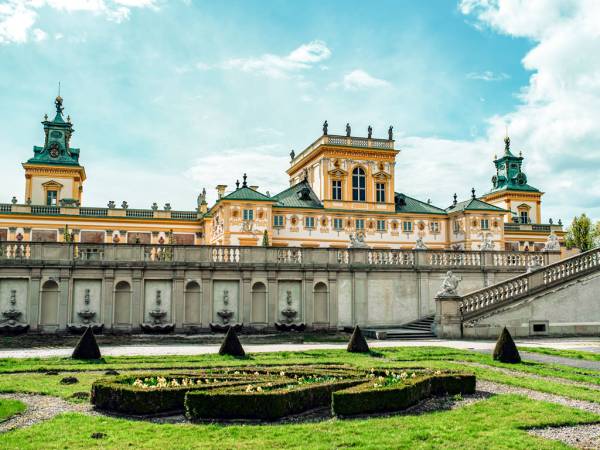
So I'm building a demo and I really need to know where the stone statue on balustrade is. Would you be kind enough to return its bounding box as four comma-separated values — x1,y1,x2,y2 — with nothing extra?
349,231,368,248
543,233,560,252
480,233,494,251
436,271,462,297
413,237,428,250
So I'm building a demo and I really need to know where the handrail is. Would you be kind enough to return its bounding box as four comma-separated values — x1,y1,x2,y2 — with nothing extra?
0,241,558,271
460,248,600,320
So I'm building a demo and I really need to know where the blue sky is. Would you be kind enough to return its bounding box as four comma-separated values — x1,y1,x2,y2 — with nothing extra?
1,0,599,223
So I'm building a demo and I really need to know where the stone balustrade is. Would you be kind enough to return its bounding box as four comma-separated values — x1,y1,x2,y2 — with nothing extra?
0,241,559,271
459,247,600,321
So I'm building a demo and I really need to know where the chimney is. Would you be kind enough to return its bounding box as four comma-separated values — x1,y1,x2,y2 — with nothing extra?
216,185,227,199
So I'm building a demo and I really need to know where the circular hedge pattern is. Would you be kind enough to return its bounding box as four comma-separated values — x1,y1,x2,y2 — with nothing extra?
91,364,475,420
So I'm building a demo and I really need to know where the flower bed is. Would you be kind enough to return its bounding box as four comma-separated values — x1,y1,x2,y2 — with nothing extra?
90,365,475,419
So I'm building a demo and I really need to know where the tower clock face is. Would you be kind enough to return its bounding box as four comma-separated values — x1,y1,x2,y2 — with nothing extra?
49,143,59,158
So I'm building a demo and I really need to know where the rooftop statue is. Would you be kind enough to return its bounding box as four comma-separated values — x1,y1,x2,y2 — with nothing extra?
346,123,351,137
388,125,393,140
437,271,462,297
367,125,372,139
323,120,328,135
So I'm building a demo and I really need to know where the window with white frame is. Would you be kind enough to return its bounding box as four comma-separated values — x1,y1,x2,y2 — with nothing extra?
403,221,413,233
333,218,343,230
273,215,284,227
355,219,365,230
305,216,315,228
453,220,460,233
429,221,440,233
375,183,386,203
480,218,489,230
46,190,58,206
332,180,342,200
376,219,386,231
243,209,254,220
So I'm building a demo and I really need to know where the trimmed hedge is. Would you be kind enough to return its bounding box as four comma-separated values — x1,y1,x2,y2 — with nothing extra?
185,380,362,421
493,327,521,363
332,373,476,416
91,373,253,415
72,326,101,360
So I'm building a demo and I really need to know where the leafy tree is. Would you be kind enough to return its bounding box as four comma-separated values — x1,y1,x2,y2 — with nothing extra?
262,230,269,247
565,214,597,251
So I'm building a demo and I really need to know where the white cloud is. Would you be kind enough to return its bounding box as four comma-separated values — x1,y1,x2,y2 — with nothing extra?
339,69,390,91
458,0,600,221
0,0,158,44
185,144,289,204
466,70,509,81
198,40,331,79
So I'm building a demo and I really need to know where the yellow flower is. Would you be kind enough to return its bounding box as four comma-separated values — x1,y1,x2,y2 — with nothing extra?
280,371,286,377
256,386,263,392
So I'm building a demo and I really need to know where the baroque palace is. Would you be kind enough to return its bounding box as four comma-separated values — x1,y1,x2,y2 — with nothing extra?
1,96,563,252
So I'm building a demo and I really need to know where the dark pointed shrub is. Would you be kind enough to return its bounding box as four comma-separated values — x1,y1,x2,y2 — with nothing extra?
72,326,101,360
347,325,370,353
493,327,521,363
219,327,245,357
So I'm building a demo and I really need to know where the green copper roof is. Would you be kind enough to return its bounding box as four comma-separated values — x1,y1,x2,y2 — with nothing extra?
394,193,447,215
446,197,508,213
221,186,274,202
26,96,81,167
487,136,539,194
272,181,323,209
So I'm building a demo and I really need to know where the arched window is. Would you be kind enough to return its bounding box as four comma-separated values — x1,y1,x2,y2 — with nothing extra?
352,167,366,201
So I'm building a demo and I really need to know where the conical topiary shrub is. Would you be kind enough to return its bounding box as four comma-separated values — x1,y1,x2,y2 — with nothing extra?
493,327,521,363
72,326,101,360
219,327,245,357
347,325,370,353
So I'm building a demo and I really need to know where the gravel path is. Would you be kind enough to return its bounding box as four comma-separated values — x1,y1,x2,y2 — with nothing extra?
460,360,600,391
520,352,600,371
1,337,599,359
0,393,96,433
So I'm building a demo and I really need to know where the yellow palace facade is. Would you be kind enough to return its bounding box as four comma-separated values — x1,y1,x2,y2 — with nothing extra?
0,96,564,252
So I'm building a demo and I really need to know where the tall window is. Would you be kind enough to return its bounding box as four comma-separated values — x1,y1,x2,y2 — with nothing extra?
46,190,57,206
332,180,342,200
305,217,315,229
273,215,284,227
403,221,413,233
480,219,489,230
333,218,343,230
243,209,253,220
355,219,365,230
352,167,366,202
429,222,440,233
375,183,386,203
520,211,529,224
376,219,386,231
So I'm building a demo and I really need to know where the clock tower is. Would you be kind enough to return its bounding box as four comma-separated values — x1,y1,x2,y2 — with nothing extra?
481,136,543,224
22,95,86,206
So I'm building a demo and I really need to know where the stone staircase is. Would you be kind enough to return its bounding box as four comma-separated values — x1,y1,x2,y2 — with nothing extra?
364,315,435,340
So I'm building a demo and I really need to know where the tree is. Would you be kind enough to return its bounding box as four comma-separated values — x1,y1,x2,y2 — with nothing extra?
262,230,269,247
347,325,370,353
492,327,521,363
565,214,597,251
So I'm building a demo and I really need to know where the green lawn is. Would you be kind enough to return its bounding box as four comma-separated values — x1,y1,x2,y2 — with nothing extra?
0,347,599,448
0,399,26,422
0,395,595,449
